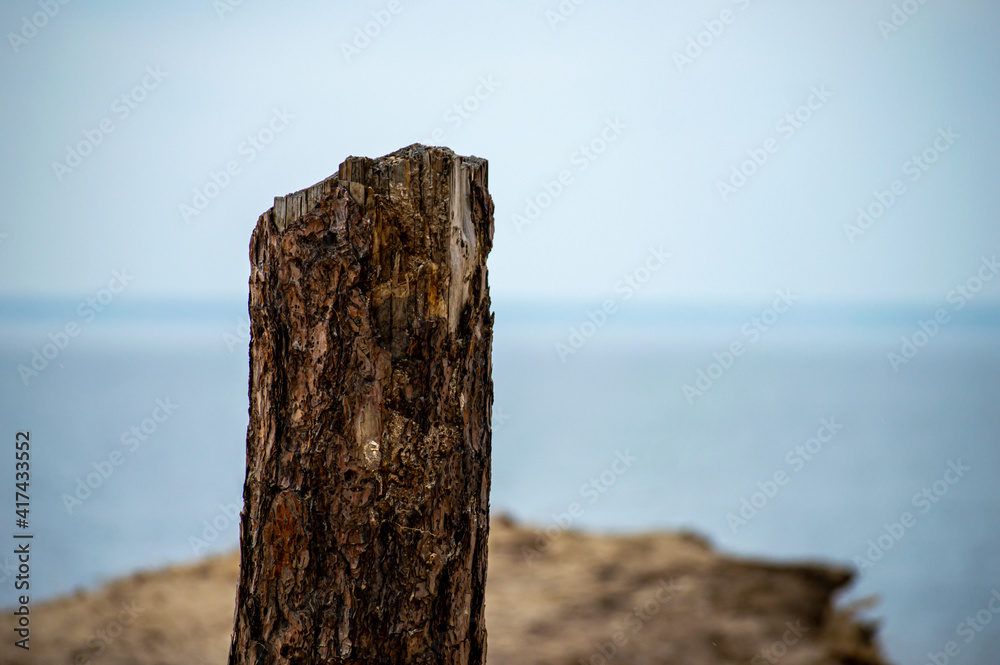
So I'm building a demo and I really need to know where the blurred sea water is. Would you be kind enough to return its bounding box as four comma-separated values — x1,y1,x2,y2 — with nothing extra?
0,298,998,665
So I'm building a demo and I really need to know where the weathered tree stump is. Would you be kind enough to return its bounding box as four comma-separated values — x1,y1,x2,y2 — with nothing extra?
228,145,494,665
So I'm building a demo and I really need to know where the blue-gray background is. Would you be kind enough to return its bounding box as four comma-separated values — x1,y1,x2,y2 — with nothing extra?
1,2,999,664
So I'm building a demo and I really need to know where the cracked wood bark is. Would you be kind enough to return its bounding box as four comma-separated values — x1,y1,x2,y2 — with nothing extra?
228,144,494,665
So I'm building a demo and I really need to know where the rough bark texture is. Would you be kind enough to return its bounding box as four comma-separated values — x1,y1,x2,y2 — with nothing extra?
228,144,494,665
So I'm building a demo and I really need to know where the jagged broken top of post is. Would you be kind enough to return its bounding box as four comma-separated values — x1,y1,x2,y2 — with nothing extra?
269,143,487,233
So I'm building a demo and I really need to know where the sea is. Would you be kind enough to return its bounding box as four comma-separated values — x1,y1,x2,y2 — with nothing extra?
0,298,998,665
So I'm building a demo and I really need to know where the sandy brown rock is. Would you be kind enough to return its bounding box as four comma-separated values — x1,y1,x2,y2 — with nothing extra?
6,518,889,665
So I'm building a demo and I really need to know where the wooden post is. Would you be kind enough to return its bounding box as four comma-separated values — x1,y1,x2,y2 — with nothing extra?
228,145,494,665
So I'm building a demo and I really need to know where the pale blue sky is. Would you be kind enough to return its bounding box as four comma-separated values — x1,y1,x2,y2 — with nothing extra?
1,0,998,305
